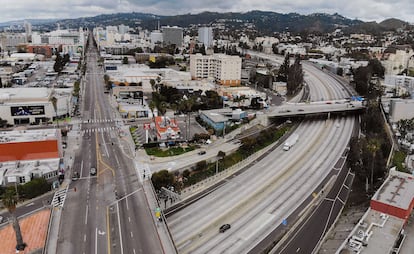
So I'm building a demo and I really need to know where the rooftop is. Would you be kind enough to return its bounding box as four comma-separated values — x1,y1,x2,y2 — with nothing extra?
372,170,414,211
0,87,51,102
0,128,59,144
0,158,60,186
337,208,404,254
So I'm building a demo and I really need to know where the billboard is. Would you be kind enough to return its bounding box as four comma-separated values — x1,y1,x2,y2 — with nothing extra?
119,91,143,99
11,105,45,116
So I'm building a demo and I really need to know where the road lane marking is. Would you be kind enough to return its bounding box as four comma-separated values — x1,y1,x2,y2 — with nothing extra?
133,249,136,254
106,207,111,254
128,217,131,222
85,205,89,225
126,198,129,210
25,202,34,207
80,160,84,178
84,234,86,242
95,227,98,254
130,231,133,238
102,132,109,157
117,203,124,254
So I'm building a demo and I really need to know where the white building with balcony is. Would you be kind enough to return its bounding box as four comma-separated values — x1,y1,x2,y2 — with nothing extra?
190,53,241,86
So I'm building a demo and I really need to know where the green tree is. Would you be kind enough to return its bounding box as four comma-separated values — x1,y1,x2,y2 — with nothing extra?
122,57,128,64
21,178,50,199
2,188,26,251
53,53,65,73
278,54,290,82
195,160,207,171
151,170,175,191
287,55,304,95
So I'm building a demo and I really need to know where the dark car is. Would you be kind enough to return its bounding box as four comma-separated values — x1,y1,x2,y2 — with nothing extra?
198,150,206,155
219,224,231,233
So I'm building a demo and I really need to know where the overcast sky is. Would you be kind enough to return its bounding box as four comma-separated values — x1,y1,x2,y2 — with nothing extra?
2,0,413,24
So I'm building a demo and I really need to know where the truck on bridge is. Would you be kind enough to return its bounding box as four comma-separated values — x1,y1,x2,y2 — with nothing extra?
283,133,299,151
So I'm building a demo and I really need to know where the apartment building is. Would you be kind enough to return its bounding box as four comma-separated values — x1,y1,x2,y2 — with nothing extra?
190,53,241,86
198,27,214,48
162,26,183,47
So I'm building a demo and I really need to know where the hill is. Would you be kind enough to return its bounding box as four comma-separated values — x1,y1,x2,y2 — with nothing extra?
33,11,364,34
2,11,409,35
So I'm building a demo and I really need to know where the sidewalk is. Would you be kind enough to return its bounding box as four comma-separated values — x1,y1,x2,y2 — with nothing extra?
44,118,80,254
143,180,178,254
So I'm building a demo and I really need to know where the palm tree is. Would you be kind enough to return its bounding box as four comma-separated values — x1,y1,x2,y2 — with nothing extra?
2,189,26,251
367,138,380,192
49,95,58,128
150,79,156,92
149,101,156,121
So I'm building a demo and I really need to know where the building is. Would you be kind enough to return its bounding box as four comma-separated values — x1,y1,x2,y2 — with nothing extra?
198,27,214,48
199,108,231,132
0,33,27,51
154,116,180,140
24,21,32,41
162,26,183,47
337,170,414,253
190,53,242,86
150,30,163,46
27,44,59,58
389,99,414,122
384,75,414,98
0,128,63,162
382,45,414,75
0,87,72,125
0,128,63,186
118,24,130,34
107,64,191,93
31,28,86,57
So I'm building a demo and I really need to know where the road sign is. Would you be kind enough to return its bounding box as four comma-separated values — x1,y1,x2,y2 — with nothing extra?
144,123,151,130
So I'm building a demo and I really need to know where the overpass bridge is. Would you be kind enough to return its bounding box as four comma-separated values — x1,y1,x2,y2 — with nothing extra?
267,100,365,118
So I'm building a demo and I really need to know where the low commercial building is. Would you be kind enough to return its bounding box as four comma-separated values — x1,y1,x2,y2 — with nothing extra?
0,128,63,162
107,64,191,93
337,170,414,253
0,87,72,125
0,158,60,186
0,128,63,186
118,103,150,119
199,108,232,132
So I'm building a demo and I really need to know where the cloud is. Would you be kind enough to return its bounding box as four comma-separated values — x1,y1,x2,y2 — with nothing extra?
0,0,413,23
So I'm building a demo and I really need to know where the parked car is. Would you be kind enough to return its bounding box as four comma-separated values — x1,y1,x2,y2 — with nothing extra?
219,224,231,233
198,150,206,155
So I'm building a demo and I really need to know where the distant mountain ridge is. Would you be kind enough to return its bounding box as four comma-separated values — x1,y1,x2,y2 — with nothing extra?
0,11,409,34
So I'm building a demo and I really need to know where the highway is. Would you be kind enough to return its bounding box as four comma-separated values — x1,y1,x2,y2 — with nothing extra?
166,52,356,253
56,35,163,254
267,99,364,117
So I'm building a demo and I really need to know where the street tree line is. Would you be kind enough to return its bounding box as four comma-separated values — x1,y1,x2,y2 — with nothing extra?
347,59,392,194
